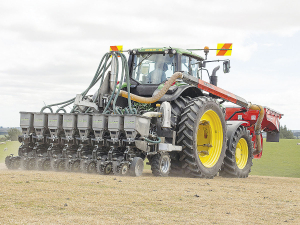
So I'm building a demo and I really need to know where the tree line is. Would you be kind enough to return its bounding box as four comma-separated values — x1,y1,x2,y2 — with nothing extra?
0,128,22,142
279,125,295,139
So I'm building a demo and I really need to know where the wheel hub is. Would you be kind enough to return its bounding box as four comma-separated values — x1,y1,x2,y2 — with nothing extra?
235,138,248,169
120,163,129,175
160,157,170,173
104,163,112,174
197,110,223,168
87,161,97,173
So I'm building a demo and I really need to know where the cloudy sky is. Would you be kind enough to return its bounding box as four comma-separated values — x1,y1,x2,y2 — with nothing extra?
0,0,299,129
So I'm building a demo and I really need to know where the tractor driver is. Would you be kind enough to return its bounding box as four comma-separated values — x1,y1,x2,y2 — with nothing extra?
147,62,168,84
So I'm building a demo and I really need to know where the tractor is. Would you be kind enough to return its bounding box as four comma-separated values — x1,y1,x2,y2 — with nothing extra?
5,46,283,178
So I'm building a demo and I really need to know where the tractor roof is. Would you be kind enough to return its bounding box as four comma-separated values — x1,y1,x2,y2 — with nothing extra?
136,47,204,60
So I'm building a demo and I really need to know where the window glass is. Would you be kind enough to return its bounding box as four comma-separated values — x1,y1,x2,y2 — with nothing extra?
190,57,199,78
181,55,190,74
132,54,175,84
181,55,199,78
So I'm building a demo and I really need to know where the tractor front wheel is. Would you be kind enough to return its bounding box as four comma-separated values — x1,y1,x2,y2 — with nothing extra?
129,157,144,177
151,152,171,177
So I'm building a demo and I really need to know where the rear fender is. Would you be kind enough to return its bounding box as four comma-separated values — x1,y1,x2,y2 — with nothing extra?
226,121,249,144
155,86,204,102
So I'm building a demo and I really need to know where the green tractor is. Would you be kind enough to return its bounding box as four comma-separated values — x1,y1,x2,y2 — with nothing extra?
5,47,282,178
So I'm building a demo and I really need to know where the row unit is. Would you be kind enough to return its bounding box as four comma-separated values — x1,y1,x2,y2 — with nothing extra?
20,112,151,140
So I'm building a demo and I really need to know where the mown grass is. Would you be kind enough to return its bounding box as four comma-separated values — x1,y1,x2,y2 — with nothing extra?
251,139,300,178
1,139,300,178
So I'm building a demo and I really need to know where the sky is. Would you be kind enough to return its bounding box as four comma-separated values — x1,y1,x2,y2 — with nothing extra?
0,0,299,129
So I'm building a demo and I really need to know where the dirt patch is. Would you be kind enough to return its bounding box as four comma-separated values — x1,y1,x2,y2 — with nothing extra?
0,165,299,224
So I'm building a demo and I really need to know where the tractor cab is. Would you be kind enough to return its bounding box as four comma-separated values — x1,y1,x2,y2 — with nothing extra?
127,47,204,98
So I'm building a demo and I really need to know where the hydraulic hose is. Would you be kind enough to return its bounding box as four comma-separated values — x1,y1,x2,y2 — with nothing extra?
119,72,183,104
143,136,161,144
248,103,264,155
41,52,111,113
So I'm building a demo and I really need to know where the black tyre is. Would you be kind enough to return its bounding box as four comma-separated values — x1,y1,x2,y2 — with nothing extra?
97,155,107,175
37,158,44,170
5,156,12,169
177,97,226,178
52,159,66,171
151,152,171,177
117,163,130,176
86,161,97,173
103,163,113,175
27,158,37,170
57,160,66,171
10,157,21,170
129,157,144,177
169,96,191,175
170,96,192,129
42,159,51,171
70,159,81,172
221,126,253,178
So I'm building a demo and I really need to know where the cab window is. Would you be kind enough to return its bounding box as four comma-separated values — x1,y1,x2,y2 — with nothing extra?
132,53,176,84
181,55,199,78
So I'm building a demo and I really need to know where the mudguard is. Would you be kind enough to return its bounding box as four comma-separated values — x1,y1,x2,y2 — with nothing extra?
226,121,249,142
153,85,203,102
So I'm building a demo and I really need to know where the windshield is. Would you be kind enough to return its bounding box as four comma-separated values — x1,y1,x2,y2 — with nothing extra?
132,53,176,84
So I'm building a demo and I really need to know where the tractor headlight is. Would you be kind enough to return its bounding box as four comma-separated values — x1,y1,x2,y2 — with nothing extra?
164,49,169,54
172,49,176,54
132,50,137,54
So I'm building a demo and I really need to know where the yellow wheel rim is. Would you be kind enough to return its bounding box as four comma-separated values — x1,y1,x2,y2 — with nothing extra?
197,110,223,168
235,138,248,169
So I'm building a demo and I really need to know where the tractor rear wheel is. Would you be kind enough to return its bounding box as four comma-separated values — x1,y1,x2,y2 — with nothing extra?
169,96,191,175
177,97,226,178
221,126,253,178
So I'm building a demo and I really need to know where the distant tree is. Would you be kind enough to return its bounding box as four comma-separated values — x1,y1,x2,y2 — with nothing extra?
5,128,22,141
279,125,295,139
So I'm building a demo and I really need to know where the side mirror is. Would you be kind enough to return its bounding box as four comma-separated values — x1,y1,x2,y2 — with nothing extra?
223,60,230,73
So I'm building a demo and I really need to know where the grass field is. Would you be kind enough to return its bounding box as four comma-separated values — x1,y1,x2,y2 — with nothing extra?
251,139,300,178
1,139,300,178
0,141,20,163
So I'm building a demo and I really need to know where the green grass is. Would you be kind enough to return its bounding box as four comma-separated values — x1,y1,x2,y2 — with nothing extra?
0,141,21,163
251,139,300,178
1,139,300,178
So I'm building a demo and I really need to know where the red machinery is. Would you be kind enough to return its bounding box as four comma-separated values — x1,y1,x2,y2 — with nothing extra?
225,107,283,158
